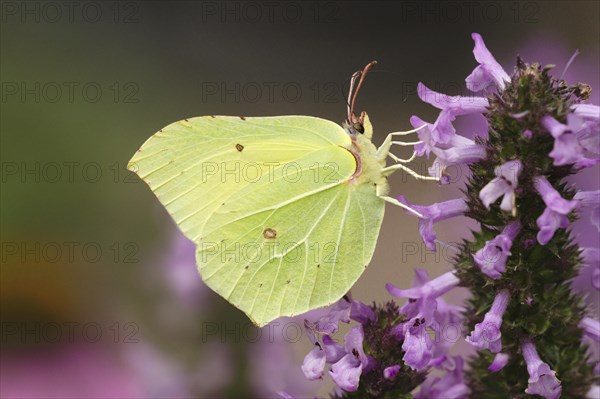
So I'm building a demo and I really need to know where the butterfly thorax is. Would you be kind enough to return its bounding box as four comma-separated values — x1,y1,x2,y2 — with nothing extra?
348,133,389,194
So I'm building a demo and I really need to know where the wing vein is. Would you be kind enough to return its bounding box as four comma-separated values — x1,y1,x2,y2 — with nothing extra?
327,189,353,300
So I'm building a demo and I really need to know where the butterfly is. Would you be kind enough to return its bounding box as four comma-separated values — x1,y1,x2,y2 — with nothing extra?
127,62,435,326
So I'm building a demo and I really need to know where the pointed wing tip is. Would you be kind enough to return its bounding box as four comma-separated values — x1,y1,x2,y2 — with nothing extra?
126,160,137,172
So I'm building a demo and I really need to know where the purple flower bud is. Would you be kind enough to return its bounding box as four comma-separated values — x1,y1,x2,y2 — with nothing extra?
418,82,489,115
383,365,401,380
466,289,510,353
534,176,579,244
466,33,510,92
397,196,469,251
523,129,533,139
574,190,600,232
488,353,510,372
479,160,522,214
522,339,562,399
473,222,521,279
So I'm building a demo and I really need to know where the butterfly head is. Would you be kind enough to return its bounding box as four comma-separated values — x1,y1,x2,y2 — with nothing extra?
343,111,373,140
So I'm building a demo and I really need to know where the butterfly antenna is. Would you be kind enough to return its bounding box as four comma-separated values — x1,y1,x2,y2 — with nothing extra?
349,61,378,121
346,70,362,121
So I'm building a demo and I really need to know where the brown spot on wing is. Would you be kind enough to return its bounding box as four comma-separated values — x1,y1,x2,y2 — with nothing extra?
263,228,277,239
236,144,244,152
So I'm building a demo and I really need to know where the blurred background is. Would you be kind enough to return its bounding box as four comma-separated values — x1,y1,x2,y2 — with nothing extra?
1,1,598,397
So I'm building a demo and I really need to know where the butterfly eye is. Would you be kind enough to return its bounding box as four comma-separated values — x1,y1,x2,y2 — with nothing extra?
353,122,365,134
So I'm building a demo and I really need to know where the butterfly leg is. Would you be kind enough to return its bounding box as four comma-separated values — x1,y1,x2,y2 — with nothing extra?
381,163,439,181
388,151,417,164
376,184,423,218
376,124,426,161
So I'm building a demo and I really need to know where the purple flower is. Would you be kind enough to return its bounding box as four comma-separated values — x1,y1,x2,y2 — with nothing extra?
397,196,469,251
534,176,579,244
418,82,489,116
301,297,376,392
410,114,457,156
329,326,372,392
430,296,464,359
466,32,510,92
488,353,510,372
429,139,487,184
349,301,376,325
581,248,600,290
479,160,522,215
573,104,600,121
522,339,562,399
415,356,469,399
388,270,460,371
580,317,600,342
542,115,600,168
330,355,362,392
322,335,345,364
588,385,600,399
536,207,570,245
394,269,436,320
387,271,460,307
401,319,433,371
572,105,600,155
301,323,327,380
466,289,510,353
574,190,600,232
473,222,521,279
313,296,351,334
